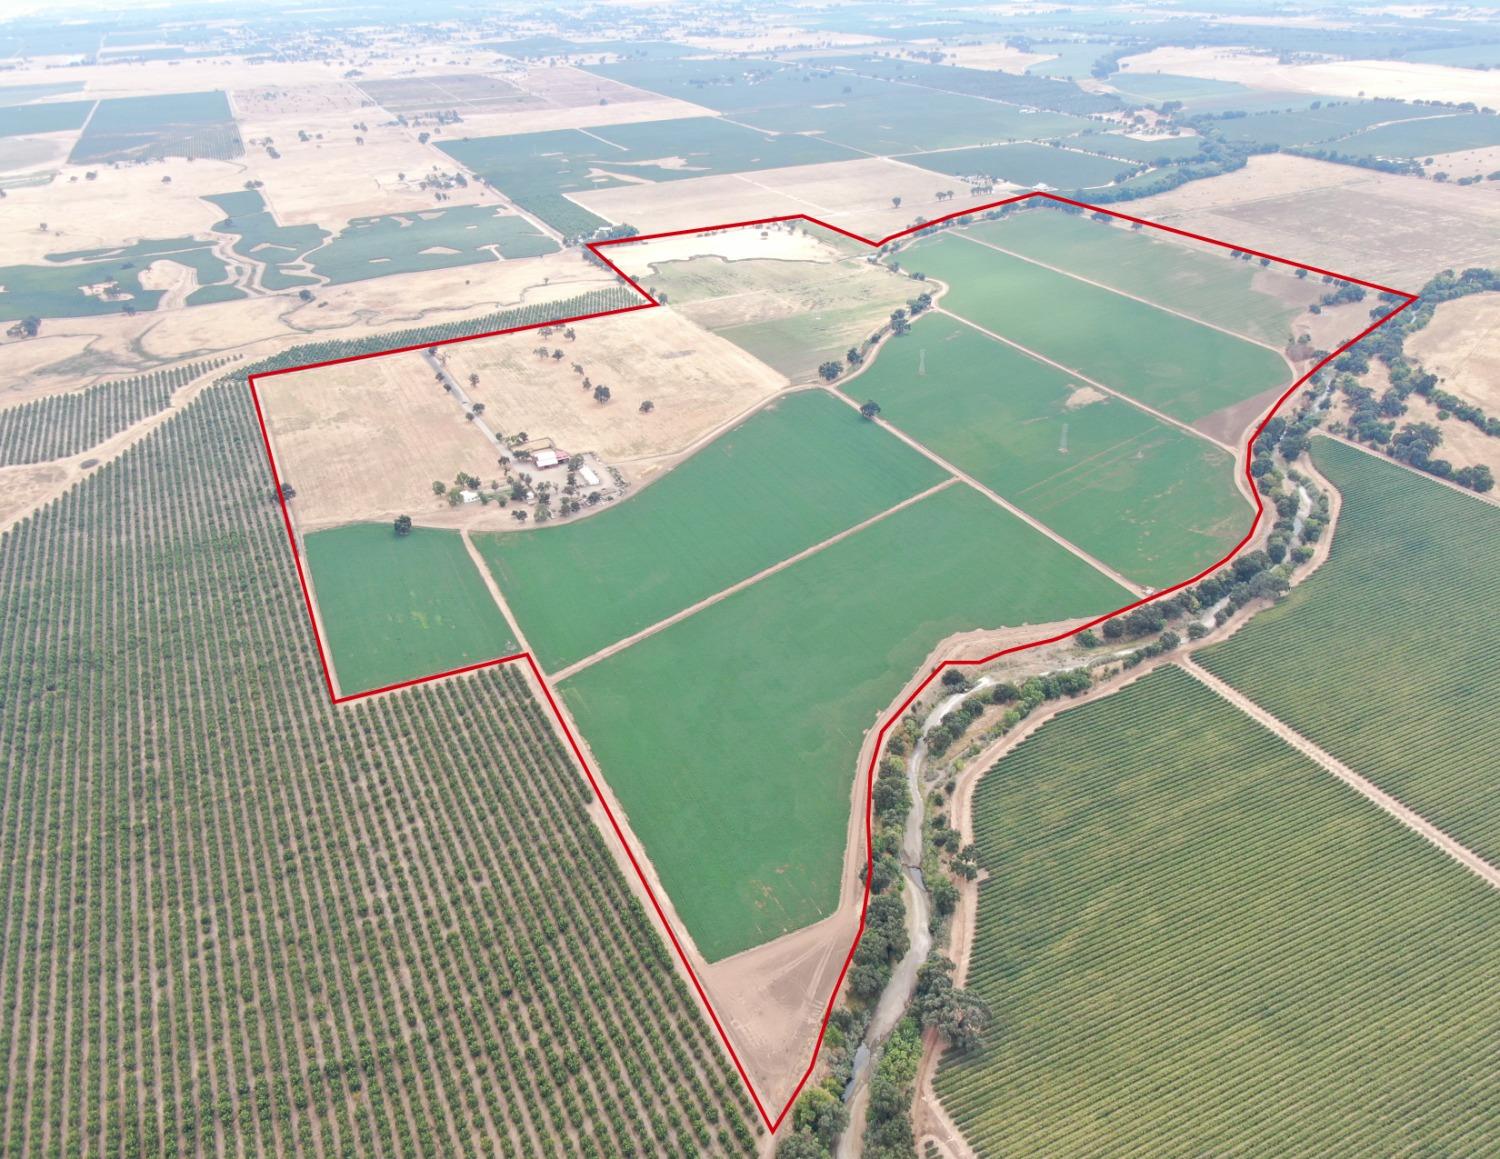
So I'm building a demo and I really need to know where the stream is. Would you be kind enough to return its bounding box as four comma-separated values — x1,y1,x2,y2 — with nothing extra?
837,680,992,1152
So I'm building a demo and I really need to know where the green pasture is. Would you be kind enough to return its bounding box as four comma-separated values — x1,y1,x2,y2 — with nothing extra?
476,390,946,672
561,483,1128,960
70,90,241,163
907,231,1290,421
1026,41,1120,79
849,316,1245,587
1201,439,1500,862
206,189,326,290
905,142,1136,189
307,206,558,284
0,236,231,322
939,664,1500,1156
0,99,94,138
441,118,848,237
304,523,518,696
1334,112,1500,158
718,303,903,380
961,210,1306,345
586,58,1093,152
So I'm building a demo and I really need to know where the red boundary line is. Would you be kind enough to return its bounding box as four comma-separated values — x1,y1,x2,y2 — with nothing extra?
247,191,1416,1133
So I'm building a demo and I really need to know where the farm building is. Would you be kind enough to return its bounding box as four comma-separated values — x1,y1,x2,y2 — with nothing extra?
459,489,480,504
533,449,561,469
579,465,601,486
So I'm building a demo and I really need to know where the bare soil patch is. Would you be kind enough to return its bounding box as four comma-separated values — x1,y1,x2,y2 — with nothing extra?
1405,291,1500,412
138,259,199,311
1063,384,1107,409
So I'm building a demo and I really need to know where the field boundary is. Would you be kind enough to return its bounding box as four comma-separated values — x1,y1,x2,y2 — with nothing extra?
246,191,1417,1134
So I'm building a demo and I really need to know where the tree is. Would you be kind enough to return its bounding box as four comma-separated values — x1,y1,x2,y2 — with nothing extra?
860,400,882,420
818,360,843,382
593,385,611,404
791,1086,847,1150
914,957,992,1051
394,514,413,536
469,372,479,388
891,195,902,208
298,289,313,302
432,481,446,495
471,402,485,416
776,1131,831,1159
639,400,654,413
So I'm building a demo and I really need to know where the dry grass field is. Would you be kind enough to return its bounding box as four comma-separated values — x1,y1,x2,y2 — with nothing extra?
445,305,787,468
572,156,1009,238
1132,153,1500,286
942,43,1058,73
1406,291,1500,413
1119,46,1500,105
257,349,500,530
0,157,243,263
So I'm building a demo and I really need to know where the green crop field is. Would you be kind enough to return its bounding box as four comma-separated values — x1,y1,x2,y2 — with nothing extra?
303,523,518,695
1200,439,1500,862
70,90,242,163
441,118,848,238
961,210,1306,345
847,316,1244,587
907,231,1291,421
1334,112,1500,158
0,81,85,106
1206,100,1427,147
904,142,1136,190
205,189,327,290
0,99,94,138
586,57,1093,150
1069,130,1205,163
561,483,1128,960
938,664,1500,1156
476,390,946,672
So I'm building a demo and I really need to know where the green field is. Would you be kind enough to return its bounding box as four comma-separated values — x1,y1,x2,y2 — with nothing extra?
441,118,849,237
904,143,1136,190
1207,100,1428,147
70,90,241,163
907,231,1290,421
0,236,232,322
1200,439,1500,862
303,523,518,696
561,483,1128,960
586,58,1093,151
205,189,327,290
961,210,1306,345
1335,112,1500,159
0,82,85,106
1069,130,1205,164
307,206,558,283
0,99,94,138
476,391,946,672
848,316,1244,587
938,664,1500,1156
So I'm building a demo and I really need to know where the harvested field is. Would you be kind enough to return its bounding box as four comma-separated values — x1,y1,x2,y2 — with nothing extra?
571,155,1010,239
230,82,371,118
561,481,1127,961
256,349,500,531
303,522,517,695
1405,291,1500,414
849,315,1245,588
357,73,544,115
474,389,947,672
1200,438,1500,862
1130,153,1500,286
1119,45,1500,105
1416,143,1500,182
903,142,1137,190
938,663,1500,1156
444,305,788,465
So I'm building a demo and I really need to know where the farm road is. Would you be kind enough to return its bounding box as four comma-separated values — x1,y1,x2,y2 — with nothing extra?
1179,657,1500,890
